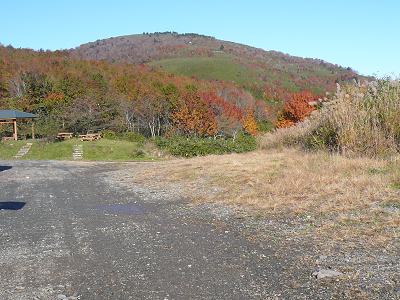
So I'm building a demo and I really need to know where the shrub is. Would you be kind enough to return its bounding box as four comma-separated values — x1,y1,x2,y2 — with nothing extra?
156,133,256,157
257,120,275,132
229,133,258,153
132,148,146,158
102,130,146,145
123,132,146,145
102,130,117,140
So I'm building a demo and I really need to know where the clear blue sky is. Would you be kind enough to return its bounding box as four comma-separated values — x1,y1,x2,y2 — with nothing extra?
1,0,399,76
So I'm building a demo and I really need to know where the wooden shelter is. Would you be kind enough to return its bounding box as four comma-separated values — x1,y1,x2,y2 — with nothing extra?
0,110,37,141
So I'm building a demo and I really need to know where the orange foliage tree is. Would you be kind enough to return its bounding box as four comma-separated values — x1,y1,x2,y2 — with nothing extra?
172,90,218,136
276,91,317,128
242,111,258,136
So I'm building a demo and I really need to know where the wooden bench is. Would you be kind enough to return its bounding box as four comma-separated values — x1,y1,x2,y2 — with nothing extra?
79,133,101,141
57,132,73,140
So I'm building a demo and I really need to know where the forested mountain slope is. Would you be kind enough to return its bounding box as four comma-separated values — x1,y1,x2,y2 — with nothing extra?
71,32,370,99
0,46,267,138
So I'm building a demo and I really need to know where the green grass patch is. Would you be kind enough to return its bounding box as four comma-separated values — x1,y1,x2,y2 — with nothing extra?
389,182,400,190
25,140,75,160
368,167,388,175
258,120,275,132
0,141,27,159
1,138,155,161
82,139,152,161
381,200,400,210
150,54,259,86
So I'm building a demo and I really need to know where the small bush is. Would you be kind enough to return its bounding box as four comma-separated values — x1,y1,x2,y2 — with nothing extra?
257,120,275,132
132,148,146,158
156,134,256,157
123,132,146,145
102,130,117,140
102,130,146,145
304,125,338,151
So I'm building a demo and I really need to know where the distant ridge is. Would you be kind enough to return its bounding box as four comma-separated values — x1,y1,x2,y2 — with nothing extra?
71,32,370,98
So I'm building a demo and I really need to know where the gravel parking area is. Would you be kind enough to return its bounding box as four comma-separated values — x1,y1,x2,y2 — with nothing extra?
0,161,398,299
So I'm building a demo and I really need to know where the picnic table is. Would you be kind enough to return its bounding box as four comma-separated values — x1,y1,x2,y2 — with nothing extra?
1,136,14,142
57,132,73,140
79,133,102,141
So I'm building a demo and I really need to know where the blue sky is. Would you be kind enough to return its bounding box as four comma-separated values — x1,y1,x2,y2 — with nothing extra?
1,0,399,76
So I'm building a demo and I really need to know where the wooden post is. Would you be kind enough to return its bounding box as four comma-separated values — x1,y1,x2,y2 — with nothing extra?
13,119,17,141
32,121,35,140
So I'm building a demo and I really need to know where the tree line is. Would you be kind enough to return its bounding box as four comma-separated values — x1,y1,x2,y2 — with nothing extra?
0,46,267,139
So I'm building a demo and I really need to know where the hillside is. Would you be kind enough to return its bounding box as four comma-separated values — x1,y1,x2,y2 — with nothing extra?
71,32,369,99
0,46,267,139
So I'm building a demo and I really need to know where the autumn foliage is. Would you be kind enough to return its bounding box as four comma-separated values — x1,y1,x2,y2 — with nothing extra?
276,91,317,128
242,112,258,136
0,46,267,138
172,91,218,136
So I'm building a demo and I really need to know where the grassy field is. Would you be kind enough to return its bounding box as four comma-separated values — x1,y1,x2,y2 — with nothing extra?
25,140,75,160
150,54,260,86
0,138,156,161
82,139,153,161
150,54,327,96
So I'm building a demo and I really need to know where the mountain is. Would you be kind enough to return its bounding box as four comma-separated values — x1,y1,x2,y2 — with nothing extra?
71,32,369,99
0,33,372,139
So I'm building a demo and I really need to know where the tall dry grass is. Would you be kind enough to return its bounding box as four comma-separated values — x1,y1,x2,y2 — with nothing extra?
260,79,400,157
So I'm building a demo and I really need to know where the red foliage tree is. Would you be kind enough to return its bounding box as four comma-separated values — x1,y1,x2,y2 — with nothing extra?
276,90,317,128
172,90,218,136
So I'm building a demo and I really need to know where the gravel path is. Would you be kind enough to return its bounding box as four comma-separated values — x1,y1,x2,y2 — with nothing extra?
0,161,398,299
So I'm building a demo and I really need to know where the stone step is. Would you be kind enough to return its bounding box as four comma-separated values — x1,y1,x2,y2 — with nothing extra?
72,145,84,160
14,143,33,159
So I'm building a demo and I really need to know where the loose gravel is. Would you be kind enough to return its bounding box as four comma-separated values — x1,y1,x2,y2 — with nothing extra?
0,160,398,299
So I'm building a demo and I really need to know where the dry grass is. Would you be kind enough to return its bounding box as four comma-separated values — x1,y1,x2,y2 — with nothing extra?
260,80,400,157
134,148,400,243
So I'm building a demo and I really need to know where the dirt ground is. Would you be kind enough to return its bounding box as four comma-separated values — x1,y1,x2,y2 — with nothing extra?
0,159,398,299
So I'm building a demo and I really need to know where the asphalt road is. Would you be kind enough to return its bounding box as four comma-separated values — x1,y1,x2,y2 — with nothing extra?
0,161,285,299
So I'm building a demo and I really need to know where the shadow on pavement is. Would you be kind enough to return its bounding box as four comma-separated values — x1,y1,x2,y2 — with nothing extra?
0,202,26,210
0,166,12,172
